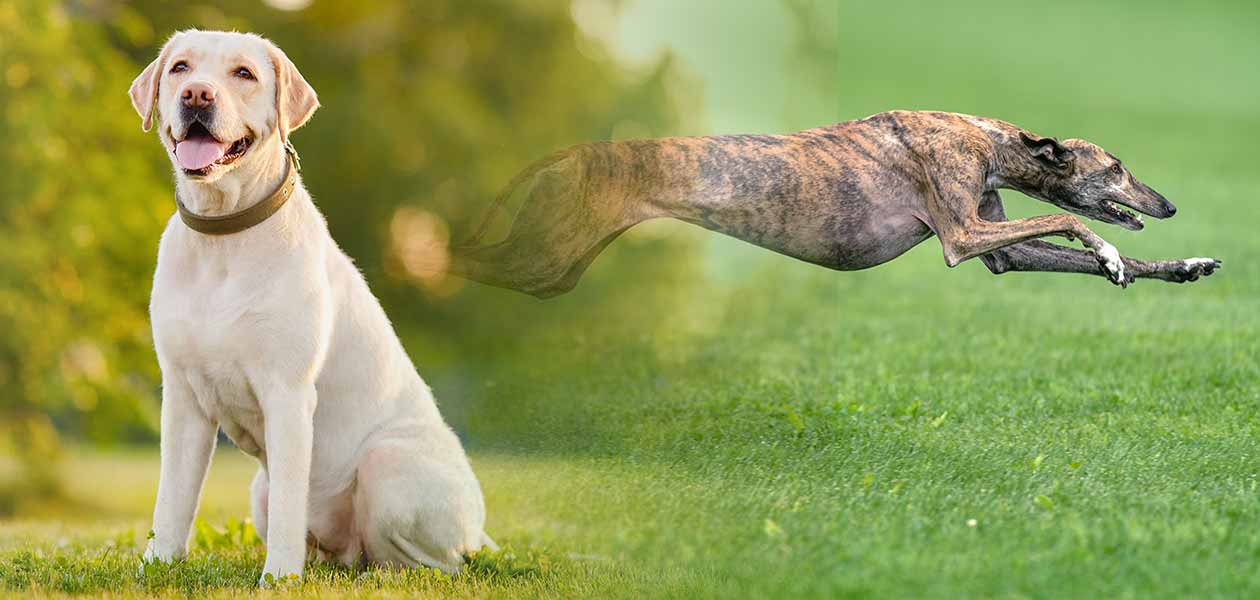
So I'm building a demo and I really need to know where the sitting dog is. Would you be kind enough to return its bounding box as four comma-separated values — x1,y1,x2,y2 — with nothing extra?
130,30,494,583
454,111,1220,297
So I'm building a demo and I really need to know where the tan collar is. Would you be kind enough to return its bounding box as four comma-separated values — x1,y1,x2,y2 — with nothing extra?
175,143,301,236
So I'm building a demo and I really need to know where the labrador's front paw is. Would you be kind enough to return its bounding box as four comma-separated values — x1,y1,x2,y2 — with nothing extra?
1092,242,1127,288
138,535,182,576
259,563,304,588
136,553,151,578
259,572,303,588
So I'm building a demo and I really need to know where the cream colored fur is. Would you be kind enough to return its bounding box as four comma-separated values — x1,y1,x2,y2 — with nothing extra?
130,30,493,584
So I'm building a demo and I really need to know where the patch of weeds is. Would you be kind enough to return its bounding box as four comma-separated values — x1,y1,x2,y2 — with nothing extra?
193,516,262,552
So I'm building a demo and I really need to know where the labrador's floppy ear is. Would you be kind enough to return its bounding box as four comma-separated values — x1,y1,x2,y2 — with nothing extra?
129,37,176,132
1019,131,1074,173
267,42,319,139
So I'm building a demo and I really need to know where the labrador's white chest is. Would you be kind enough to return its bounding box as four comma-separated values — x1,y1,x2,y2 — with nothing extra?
150,229,323,458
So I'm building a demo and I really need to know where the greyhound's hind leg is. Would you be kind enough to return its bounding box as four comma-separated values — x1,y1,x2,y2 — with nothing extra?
453,152,649,297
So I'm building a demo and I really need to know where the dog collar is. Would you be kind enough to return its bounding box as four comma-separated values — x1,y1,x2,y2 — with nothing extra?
175,142,301,235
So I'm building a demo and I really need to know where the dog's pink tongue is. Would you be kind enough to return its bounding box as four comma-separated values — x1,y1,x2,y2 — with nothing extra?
175,137,229,170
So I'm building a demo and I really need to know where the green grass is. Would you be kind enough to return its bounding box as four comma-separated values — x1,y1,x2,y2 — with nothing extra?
5,0,1260,597
0,450,720,598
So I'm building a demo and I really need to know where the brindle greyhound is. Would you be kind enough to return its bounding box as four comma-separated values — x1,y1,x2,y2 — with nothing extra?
453,110,1220,298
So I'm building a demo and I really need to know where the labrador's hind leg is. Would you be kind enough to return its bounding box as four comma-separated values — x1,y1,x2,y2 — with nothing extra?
250,467,269,541
353,441,489,574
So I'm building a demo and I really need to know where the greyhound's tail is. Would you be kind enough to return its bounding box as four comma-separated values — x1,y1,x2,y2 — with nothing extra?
449,142,651,297
481,532,500,552
457,149,573,249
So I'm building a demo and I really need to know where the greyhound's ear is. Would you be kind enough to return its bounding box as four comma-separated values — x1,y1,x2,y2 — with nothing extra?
267,43,319,138
1019,131,1074,172
129,42,173,132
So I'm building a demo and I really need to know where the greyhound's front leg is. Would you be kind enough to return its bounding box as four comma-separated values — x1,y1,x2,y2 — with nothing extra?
977,193,1222,285
143,375,217,565
936,212,1129,285
1135,257,1223,282
257,381,316,585
982,242,1221,284
925,178,1128,284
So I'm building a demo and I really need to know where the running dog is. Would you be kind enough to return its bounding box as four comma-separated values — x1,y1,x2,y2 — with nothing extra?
454,110,1220,297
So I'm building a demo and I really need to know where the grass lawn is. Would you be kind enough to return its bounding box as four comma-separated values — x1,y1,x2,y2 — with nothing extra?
4,0,1259,597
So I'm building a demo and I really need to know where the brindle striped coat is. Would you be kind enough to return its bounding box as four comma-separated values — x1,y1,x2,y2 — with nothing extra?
454,110,1218,297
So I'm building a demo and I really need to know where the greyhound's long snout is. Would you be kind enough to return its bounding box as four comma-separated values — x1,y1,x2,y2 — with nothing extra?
1161,197,1177,217
1148,189,1177,218
1131,182,1177,219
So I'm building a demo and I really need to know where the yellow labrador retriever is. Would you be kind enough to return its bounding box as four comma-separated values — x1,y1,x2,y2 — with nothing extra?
129,30,494,583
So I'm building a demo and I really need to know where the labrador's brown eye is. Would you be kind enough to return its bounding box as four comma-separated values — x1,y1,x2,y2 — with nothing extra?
169,61,189,74
234,67,255,81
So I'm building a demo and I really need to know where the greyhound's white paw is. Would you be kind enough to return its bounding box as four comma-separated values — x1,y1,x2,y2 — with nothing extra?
1170,257,1221,283
1093,242,1126,287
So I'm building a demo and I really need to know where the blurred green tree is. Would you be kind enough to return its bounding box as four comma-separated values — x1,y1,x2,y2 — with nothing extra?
0,1,171,508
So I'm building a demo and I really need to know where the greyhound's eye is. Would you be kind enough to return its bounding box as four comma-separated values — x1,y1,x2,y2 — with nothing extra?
169,61,189,74
1109,163,1123,175
234,67,256,81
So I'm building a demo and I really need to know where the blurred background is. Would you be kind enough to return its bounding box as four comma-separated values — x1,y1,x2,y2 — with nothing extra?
0,0,837,513
3,1,1260,596
2,0,1259,573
